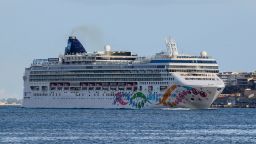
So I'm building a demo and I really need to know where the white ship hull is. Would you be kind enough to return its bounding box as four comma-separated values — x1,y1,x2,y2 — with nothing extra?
22,84,224,109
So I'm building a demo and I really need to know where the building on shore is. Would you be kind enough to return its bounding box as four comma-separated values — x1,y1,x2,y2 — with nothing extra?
213,71,256,108
218,72,255,88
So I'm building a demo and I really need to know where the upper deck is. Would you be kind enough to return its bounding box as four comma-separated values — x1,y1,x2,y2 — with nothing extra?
29,36,219,74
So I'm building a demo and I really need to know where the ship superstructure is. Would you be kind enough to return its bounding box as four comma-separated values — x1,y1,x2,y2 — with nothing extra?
22,36,224,109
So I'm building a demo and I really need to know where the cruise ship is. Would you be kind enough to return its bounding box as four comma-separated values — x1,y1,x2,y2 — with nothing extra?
22,36,225,109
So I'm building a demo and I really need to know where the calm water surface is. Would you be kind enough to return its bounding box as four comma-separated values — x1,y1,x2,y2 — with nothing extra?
0,106,256,144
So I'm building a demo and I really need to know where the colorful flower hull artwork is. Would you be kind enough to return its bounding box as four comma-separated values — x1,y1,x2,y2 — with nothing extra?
113,92,152,108
158,85,209,107
113,92,128,106
113,85,209,108
131,92,151,108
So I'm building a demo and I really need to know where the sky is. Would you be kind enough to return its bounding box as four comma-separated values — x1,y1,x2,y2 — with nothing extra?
0,0,255,99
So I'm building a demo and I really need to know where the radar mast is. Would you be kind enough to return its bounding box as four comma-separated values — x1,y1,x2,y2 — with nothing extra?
165,36,179,57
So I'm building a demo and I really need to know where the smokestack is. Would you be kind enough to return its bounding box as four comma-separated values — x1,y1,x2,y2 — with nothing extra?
64,36,87,55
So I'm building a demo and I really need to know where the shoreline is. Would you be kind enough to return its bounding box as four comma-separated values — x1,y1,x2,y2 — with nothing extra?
0,104,21,106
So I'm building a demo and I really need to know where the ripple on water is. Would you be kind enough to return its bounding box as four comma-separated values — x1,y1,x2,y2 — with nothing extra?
1,107,256,144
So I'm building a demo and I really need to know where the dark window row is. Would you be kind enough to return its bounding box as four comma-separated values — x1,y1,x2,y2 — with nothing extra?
151,60,217,64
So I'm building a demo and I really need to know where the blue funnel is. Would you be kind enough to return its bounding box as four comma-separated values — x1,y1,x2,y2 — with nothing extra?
65,36,86,55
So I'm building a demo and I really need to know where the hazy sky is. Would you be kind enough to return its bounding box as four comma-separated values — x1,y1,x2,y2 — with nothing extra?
0,0,255,98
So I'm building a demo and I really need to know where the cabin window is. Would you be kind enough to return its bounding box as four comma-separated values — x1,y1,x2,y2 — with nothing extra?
110,87,116,90
126,87,132,91
103,87,109,90
160,86,167,91
42,86,48,91
30,86,39,91
118,87,124,90
50,87,56,91
96,87,101,90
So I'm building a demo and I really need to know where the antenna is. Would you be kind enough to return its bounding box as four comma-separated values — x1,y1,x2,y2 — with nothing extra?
165,37,171,55
165,36,179,57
